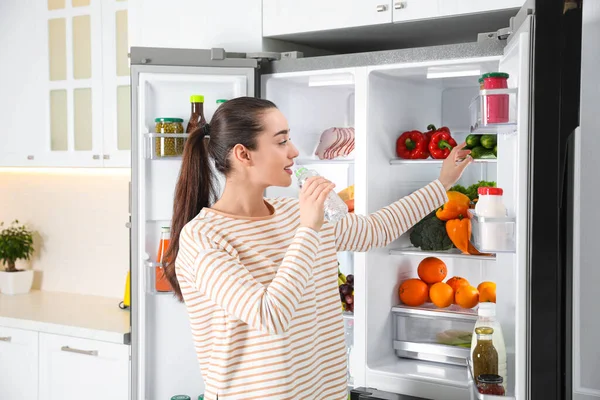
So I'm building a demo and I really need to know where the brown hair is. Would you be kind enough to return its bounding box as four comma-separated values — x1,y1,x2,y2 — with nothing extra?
164,97,278,301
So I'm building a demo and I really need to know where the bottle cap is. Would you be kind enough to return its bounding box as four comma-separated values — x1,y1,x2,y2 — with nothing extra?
475,326,494,335
477,374,504,384
294,166,308,178
161,226,171,232
482,72,510,79
190,95,205,103
171,396,191,400
155,117,184,123
216,99,227,104
478,302,496,317
478,187,503,196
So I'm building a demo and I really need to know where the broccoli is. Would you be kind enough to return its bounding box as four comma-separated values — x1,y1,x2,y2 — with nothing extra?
410,213,454,251
450,180,497,201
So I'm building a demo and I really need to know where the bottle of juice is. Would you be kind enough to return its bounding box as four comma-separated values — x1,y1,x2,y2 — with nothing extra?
156,227,172,292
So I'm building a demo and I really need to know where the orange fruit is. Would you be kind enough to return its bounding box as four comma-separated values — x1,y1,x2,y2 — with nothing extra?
455,285,479,309
429,282,454,308
399,279,429,307
417,257,447,284
446,276,470,303
478,281,497,303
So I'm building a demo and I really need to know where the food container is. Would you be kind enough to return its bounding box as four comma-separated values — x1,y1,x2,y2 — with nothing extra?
482,73,509,124
469,87,518,133
155,117,184,157
391,304,477,366
476,375,506,396
467,358,515,399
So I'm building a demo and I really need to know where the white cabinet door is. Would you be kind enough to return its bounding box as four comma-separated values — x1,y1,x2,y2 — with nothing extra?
0,326,39,400
263,0,392,37
101,0,131,168
439,0,523,17
39,333,129,400
392,0,441,23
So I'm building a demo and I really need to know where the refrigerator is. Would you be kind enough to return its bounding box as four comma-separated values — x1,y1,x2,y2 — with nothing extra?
129,1,582,399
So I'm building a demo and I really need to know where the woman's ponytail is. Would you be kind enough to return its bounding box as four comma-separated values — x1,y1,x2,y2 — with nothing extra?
164,126,215,301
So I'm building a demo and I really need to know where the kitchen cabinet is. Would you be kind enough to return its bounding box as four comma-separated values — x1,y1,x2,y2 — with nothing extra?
0,0,130,168
39,332,129,400
263,0,524,36
439,0,524,17
391,0,441,23
0,326,39,400
262,0,392,37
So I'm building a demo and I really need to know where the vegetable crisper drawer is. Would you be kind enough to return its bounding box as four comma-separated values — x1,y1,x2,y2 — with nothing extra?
391,304,477,366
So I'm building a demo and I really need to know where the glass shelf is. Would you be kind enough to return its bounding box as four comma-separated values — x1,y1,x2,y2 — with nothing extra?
389,158,497,165
389,246,495,261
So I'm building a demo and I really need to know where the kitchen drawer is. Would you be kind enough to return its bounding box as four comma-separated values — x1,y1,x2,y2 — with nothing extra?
0,326,39,400
39,333,129,400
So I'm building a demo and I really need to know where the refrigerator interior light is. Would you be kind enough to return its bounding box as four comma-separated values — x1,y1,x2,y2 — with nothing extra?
308,74,355,87
426,66,482,79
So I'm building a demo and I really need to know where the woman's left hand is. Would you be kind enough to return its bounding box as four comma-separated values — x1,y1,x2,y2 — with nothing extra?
438,142,472,190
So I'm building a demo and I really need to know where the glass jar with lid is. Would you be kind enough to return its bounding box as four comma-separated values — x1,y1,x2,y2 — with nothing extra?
476,374,505,396
155,117,184,157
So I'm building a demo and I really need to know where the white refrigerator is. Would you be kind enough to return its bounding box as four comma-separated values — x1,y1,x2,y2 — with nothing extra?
129,2,584,399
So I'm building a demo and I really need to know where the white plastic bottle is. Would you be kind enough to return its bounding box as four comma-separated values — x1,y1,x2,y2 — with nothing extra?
294,167,348,223
475,187,507,250
470,302,507,389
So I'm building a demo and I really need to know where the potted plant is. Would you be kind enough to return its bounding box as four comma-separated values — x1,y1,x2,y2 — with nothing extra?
0,220,35,295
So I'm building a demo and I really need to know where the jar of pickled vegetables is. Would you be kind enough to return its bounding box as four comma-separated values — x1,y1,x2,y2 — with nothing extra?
155,117,184,157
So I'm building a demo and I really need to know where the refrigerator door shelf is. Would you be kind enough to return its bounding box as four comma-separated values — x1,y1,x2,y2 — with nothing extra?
392,304,477,366
469,210,516,253
389,247,496,262
469,88,518,134
466,358,516,400
144,133,189,160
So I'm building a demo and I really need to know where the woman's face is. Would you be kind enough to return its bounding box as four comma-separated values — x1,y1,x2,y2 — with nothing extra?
248,108,299,187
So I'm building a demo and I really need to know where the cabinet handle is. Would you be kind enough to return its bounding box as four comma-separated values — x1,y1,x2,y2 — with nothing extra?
0,336,11,342
376,4,388,12
394,1,407,9
103,154,110,160
93,154,100,160
27,155,34,160
61,346,99,357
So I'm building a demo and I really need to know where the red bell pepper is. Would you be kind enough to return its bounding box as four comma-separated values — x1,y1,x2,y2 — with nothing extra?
425,124,451,143
429,130,457,159
396,130,428,159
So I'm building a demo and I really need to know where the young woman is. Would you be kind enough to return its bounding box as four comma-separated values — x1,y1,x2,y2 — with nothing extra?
165,97,471,400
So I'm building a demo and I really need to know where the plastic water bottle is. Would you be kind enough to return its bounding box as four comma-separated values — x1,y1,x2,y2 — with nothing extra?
294,167,348,223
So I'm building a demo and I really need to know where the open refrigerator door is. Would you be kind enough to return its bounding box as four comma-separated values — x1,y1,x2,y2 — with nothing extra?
130,50,258,400
352,16,533,400
262,67,362,387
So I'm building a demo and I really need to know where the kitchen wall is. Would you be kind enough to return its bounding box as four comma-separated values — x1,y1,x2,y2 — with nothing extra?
0,169,130,298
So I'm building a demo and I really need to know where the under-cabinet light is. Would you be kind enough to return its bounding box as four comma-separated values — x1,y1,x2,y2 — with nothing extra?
0,167,130,176
426,68,481,79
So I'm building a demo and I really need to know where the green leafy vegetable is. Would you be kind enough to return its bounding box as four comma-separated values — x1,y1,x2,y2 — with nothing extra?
410,212,454,251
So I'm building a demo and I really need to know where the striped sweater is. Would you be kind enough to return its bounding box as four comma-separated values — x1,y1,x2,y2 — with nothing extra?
175,180,447,400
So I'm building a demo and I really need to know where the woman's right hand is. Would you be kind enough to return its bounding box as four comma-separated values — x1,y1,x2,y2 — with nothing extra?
299,177,336,232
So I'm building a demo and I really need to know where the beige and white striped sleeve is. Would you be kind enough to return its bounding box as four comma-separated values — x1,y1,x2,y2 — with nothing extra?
334,180,448,252
180,225,320,336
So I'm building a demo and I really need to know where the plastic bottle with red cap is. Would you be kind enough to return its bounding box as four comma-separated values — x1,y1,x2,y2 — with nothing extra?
475,186,508,250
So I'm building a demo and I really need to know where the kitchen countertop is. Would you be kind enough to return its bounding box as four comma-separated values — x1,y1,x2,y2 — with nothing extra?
0,290,130,344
